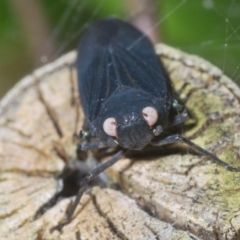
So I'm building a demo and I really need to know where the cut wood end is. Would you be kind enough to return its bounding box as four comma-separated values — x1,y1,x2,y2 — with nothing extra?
1,44,240,239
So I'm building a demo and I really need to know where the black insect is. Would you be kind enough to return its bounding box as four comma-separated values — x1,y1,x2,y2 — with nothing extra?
51,18,240,232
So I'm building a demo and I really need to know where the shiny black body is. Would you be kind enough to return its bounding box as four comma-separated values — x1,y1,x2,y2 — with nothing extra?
77,18,178,150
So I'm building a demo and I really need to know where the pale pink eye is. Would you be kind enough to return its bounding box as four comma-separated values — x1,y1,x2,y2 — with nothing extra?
142,107,158,127
103,117,117,137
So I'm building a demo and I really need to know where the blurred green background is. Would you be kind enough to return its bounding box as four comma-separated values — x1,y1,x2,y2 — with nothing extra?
0,0,240,99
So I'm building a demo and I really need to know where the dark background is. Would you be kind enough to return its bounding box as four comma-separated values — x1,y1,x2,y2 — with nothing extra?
1,0,239,99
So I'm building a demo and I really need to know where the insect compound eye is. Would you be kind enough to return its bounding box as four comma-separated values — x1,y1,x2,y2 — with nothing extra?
153,125,162,136
142,107,158,127
103,117,117,137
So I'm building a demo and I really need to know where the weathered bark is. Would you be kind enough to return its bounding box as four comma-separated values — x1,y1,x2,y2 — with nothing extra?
0,44,240,240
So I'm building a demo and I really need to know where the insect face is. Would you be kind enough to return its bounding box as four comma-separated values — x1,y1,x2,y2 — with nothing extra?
94,89,165,150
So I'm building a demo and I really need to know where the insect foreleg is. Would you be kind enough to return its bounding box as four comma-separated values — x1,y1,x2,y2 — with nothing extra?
80,141,108,151
50,150,127,233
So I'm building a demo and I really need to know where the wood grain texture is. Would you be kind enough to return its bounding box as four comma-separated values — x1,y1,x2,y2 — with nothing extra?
0,44,239,239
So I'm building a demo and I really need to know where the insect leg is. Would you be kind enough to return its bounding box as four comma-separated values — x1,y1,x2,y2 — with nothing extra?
80,141,107,150
50,149,127,233
171,108,189,126
150,134,240,172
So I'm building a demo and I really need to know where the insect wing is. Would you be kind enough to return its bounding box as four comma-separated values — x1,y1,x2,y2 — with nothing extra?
77,18,172,126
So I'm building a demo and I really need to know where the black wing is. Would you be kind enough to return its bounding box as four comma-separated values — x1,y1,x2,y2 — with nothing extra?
77,18,172,123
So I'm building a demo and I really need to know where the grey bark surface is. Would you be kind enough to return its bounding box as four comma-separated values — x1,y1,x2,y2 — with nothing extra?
0,44,240,240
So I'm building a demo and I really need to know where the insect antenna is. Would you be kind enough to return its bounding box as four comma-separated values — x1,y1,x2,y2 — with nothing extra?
150,134,240,172
50,149,127,233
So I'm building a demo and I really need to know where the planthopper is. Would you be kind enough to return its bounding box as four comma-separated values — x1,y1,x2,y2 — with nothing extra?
50,18,240,233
